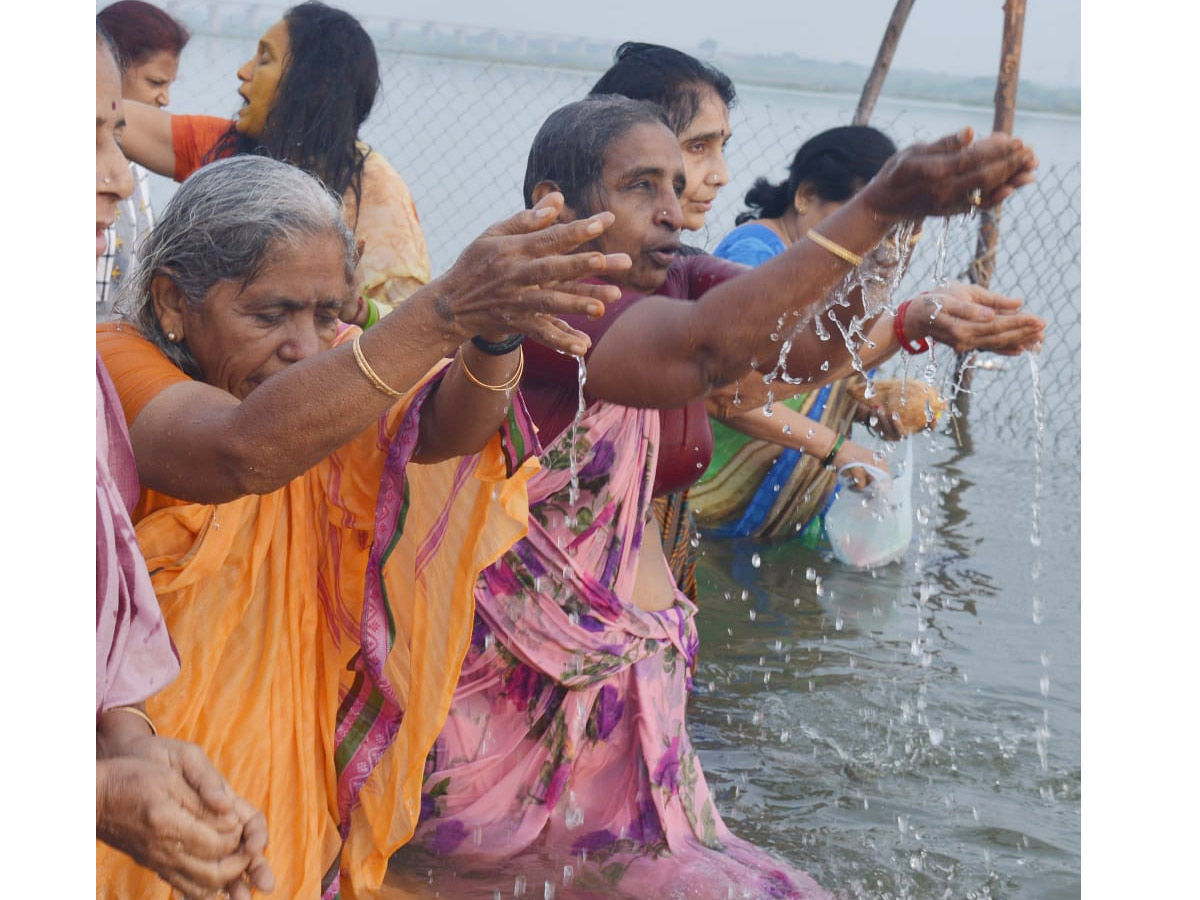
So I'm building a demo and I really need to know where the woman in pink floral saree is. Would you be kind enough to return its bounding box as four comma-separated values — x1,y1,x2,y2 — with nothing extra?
388,97,1042,899
408,402,825,899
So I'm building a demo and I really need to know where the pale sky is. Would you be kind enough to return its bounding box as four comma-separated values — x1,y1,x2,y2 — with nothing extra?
336,0,1081,88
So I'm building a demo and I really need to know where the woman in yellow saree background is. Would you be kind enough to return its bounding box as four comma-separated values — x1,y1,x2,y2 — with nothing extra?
95,152,632,899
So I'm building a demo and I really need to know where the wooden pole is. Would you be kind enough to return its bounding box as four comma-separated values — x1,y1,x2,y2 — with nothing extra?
853,0,917,126
953,0,1026,423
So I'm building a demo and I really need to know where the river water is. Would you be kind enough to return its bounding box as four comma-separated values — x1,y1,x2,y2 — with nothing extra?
157,22,1081,900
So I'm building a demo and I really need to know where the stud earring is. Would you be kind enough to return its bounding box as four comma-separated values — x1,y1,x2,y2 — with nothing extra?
167,331,177,342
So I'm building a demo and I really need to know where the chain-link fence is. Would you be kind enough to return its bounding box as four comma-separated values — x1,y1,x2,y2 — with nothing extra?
144,1,1081,459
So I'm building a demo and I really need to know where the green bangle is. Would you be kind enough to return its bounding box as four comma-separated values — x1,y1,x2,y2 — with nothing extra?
361,297,380,330
820,434,846,468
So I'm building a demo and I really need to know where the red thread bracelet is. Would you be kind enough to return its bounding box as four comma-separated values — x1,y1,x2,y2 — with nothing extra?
894,298,931,354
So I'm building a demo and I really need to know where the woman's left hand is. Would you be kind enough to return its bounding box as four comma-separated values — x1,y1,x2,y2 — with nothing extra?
903,282,1045,355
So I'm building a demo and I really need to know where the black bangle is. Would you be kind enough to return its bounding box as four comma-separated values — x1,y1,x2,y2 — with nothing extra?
471,333,526,355
820,434,846,469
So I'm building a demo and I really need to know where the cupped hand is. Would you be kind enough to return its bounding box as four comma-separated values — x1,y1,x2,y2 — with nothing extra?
861,129,1038,222
101,735,274,898
903,282,1045,355
429,191,633,356
97,754,265,900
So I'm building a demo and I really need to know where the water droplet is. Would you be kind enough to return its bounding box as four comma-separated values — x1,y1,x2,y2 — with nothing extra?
751,553,761,568
544,882,556,900
514,875,527,897
748,609,757,621
929,726,944,746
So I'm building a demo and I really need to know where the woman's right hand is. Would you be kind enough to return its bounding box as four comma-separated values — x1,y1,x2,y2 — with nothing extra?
426,191,633,357
97,737,274,900
860,128,1037,222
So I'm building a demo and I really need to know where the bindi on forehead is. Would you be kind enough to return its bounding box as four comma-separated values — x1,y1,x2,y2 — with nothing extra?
112,101,117,110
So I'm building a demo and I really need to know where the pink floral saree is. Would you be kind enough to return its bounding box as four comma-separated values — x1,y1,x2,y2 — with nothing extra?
396,400,830,900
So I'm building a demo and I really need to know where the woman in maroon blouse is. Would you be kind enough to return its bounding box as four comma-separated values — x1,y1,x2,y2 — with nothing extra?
394,96,1044,899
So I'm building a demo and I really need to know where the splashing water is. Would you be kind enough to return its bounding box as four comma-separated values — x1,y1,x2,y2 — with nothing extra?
567,355,588,513
1027,351,1051,775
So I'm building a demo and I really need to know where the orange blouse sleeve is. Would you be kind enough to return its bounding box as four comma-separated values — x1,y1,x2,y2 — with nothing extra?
96,323,192,427
171,114,237,183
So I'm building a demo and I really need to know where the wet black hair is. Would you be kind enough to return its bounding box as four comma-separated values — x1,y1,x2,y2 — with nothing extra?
205,1,380,213
588,41,736,136
523,96,672,216
736,125,897,225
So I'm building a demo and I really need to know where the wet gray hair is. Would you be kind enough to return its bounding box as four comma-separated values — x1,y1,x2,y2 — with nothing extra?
523,95,671,215
114,155,356,378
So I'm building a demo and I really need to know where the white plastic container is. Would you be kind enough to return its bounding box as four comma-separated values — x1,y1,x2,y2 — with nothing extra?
825,439,914,569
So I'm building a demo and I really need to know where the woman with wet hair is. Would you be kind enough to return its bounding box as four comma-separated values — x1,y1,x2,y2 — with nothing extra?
118,0,429,326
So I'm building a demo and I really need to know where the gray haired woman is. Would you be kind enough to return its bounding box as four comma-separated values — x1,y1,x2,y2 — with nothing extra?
95,153,636,900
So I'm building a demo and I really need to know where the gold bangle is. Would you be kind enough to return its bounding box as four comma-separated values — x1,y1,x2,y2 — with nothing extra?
352,332,404,398
108,705,157,736
805,229,864,267
458,346,524,392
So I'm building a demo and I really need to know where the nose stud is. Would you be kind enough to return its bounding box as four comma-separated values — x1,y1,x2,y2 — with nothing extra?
103,177,112,185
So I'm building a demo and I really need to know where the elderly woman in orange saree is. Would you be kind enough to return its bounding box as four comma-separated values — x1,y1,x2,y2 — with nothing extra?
94,152,634,900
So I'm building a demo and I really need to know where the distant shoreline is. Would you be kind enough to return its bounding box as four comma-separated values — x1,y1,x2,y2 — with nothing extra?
383,44,1082,117
185,9,1081,117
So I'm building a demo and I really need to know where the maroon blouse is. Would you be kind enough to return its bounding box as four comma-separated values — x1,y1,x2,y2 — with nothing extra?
522,253,745,497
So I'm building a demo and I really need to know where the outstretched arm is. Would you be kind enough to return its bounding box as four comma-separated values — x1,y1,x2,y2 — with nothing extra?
586,130,1038,408
127,193,631,502
705,392,887,487
120,101,177,178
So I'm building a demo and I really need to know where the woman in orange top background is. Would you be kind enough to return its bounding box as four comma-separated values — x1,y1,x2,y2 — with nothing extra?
117,0,429,327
